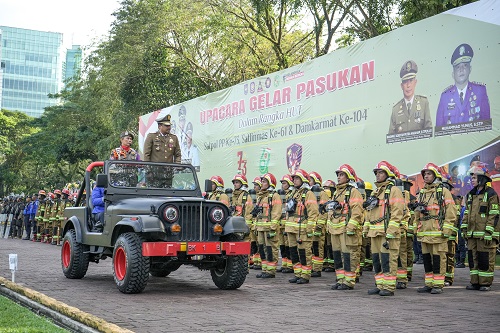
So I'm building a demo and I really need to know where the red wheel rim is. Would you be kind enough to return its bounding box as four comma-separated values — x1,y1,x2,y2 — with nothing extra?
62,240,71,268
114,247,127,281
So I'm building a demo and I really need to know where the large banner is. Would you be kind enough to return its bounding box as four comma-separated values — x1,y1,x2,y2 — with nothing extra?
139,0,500,189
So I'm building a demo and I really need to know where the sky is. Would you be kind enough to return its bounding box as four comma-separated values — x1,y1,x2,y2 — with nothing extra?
0,0,121,49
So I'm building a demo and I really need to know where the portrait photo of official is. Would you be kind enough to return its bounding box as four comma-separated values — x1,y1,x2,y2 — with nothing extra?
388,60,432,135
436,43,490,126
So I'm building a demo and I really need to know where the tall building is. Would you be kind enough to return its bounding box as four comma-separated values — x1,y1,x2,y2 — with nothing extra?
64,45,82,82
0,26,64,118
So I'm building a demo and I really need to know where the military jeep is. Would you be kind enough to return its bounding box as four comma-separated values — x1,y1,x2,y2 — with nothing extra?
61,160,250,294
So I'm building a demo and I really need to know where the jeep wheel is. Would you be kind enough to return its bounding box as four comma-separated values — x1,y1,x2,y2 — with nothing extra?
113,232,150,294
61,229,90,279
210,254,248,290
150,263,181,277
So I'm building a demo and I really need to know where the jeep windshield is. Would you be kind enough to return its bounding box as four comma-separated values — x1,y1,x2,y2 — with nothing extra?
107,161,197,191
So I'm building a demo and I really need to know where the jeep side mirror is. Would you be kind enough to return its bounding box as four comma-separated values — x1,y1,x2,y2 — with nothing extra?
204,179,213,193
96,174,108,188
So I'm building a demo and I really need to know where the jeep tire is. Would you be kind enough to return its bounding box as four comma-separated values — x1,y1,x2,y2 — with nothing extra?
113,232,150,294
210,253,248,290
61,229,90,279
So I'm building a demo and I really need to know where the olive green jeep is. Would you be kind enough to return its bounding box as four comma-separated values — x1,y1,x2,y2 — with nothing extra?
61,160,249,294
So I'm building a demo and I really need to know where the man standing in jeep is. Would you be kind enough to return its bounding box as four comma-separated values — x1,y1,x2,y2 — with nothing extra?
143,114,181,163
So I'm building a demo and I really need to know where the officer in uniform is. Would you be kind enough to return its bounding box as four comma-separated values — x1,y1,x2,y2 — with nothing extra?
208,176,230,207
461,165,499,291
415,163,457,294
364,161,404,296
309,171,329,277
110,131,140,160
436,43,490,126
285,169,320,284
278,174,294,273
143,114,181,163
388,60,432,134
254,173,282,278
53,189,73,245
22,196,33,240
328,164,364,290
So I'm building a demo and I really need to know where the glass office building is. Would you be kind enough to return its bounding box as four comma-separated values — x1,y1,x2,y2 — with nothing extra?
64,45,82,82
0,26,64,118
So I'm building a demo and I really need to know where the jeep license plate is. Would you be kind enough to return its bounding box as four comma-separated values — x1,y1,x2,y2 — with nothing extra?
186,242,221,255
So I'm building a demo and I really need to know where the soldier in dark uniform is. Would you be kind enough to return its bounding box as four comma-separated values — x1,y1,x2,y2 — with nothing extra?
110,131,140,160
436,43,490,126
388,60,432,134
143,114,181,163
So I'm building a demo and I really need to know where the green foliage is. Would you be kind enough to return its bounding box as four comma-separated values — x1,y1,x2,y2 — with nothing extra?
0,0,467,194
0,296,68,332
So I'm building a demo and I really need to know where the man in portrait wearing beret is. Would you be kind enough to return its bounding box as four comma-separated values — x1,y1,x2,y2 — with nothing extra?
388,60,432,135
143,114,181,163
436,43,490,126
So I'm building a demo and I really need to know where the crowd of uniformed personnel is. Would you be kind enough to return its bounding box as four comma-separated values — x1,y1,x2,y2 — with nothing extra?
0,187,80,245
208,160,499,295
1,157,498,295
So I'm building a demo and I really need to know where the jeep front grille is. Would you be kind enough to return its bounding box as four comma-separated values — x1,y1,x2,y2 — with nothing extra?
177,203,213,241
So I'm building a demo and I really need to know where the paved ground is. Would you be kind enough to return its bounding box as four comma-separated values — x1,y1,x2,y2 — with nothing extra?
1,238,499,332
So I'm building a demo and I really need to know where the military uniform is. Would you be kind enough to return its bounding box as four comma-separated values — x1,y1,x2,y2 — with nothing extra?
415,183,456,292
389,95,432,134
110,147,140,160
436,82,490,126
328,183,364,289
388,60,432,134
436,43,490,126
143,115,181,163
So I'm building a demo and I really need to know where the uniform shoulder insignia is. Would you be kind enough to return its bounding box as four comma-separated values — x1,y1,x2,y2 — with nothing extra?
393,99,404,108
442,85,454,94
472,81,486,86
415,94,428,100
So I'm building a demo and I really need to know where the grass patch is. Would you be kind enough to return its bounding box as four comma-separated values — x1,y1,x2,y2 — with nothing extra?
0,295,68,333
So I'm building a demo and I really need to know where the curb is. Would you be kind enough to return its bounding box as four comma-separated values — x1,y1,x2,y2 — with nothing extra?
0,277,134,333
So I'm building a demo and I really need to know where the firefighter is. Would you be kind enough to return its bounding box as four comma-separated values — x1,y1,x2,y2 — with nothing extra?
254,173,282,278
415,163,457,294
34,190,46,242
285,169,320,284
322,180,336,272
250,176,263,269
438,167,461,287
47,190,62,243
229,175,254,267
208,176,230,207
461,165,499,291
363,161,404,296
53,189,73,245
362,182,374,272
278,174,294,273
328,164,364,290
395,174,413,290
406,193,417,282
309,171,329,277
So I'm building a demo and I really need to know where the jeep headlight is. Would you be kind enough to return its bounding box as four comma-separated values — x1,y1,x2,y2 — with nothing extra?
209,207,225,223
163,205,179,223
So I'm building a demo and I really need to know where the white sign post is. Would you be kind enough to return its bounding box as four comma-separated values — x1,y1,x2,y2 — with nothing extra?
9,254,18,283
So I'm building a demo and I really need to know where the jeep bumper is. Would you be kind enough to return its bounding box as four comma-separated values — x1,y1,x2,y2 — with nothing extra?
142,241,250,256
